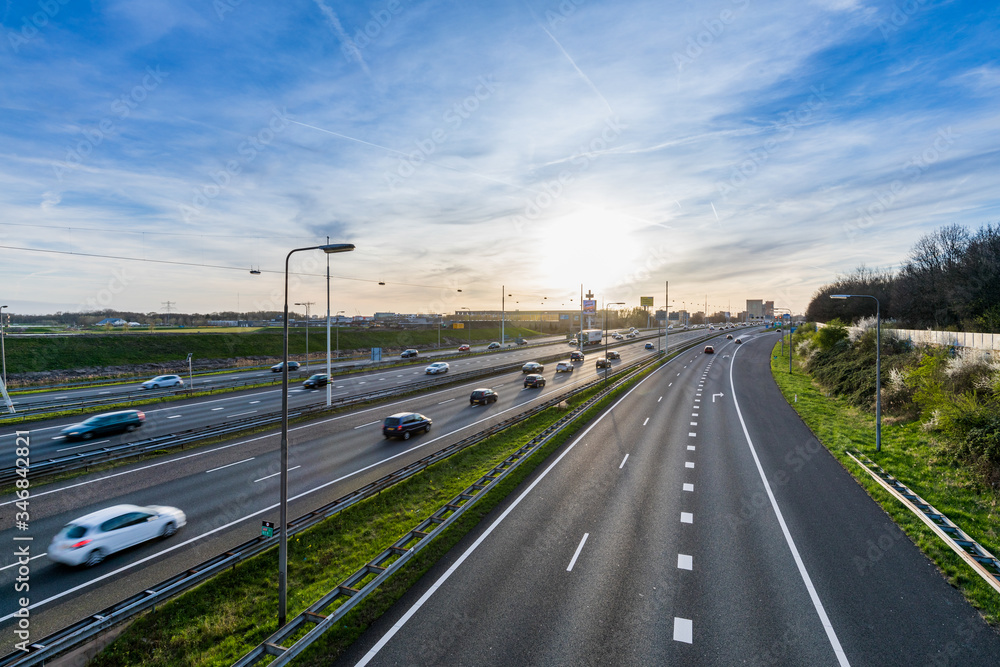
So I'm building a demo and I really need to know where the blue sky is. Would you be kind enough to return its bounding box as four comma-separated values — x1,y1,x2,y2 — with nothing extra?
1,0,998,318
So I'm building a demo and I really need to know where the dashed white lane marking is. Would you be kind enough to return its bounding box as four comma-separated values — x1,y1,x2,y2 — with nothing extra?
688,432,696,437
206,457,255,473
681,512,693,523
250,400,261,404
678,554,693,570
687,445,696,451
619,454,629,469
567,533,589,572
669,383,673,387
674,617,693,643
253,465,301,483
642,417,649,426
685,462,695,468
658,396,663,402
438,398,455,404
692,413,699,417
683,483,694,492
0,552,48,571
167,415,182,419
211,407,224,411
56,440,108,452
354,421,379,429
677,373,681,376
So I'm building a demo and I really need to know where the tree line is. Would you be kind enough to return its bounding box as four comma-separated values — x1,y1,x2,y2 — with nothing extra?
806,223,1000,332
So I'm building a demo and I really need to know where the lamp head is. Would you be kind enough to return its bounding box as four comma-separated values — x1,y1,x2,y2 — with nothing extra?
321,243,355,254
830,294,850,299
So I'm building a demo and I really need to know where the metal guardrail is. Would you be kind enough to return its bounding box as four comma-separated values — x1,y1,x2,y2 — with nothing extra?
0,339,688,667
848,451,1000,594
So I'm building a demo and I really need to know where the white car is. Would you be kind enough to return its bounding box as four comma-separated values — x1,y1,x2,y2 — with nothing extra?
48,504,187,567
141,374,183,389
555,361,574,372
424,362,449,375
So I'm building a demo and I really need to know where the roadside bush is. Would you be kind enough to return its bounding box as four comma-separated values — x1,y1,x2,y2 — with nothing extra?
814,319,849,350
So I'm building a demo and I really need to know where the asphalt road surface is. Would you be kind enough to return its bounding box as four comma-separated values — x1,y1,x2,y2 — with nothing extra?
340,332,1000,666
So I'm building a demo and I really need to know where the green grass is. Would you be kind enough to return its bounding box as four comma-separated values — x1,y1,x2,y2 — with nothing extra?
4,326,542,375
90,359,660,666
769,343,1000,625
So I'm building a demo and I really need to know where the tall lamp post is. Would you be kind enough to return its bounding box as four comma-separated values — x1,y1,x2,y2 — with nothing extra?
280,242,354,628
831,294,881,452
0,305,7,386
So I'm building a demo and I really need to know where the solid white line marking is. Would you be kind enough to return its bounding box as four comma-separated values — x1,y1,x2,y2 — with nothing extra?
729,344,851,666
683,483,694,492
687,445,696,451
253,465,300,483
354,421,379,429
678,554,693,570
681,512,693,523
642,417,649,426
619,454,629,469
205,457,255,473
567,533,590,571
685,462,694,468
674,617,693,643
438,398,456,404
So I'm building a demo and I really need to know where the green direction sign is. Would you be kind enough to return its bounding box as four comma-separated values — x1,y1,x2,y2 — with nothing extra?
261,521,274,538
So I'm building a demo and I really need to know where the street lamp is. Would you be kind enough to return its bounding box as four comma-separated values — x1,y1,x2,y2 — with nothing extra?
294,301,314,371
831,294,882,452
186,353,193,391
605,301,625,384
280,242,354,628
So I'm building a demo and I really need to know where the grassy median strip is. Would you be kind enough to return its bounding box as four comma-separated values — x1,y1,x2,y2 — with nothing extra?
768,344,1000,626
89,360,661,666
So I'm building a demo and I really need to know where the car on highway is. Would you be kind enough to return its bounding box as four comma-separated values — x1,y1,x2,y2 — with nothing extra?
735,338,743,344
726,334,733,339
704,345,715,354
523,374,546,388
612,333,623,340
400,349,419,358
140,375,183,389
522,362,544,373
626,332,637,338
458,344,471,352
570,351,584,361
60,410,145,441
48,503,186,567
606,350,621,360
270,361,301,372
596,358,611,369
567,339,578,346
382,412,432,440
469,388,498,405
556,361,574,372
303,374,329,389
644,342,655,350
425,362,449,374
487,342,501,350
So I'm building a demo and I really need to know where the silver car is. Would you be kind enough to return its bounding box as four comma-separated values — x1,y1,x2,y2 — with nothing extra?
141,374,183,389
425,362,449,375
48,504,187,567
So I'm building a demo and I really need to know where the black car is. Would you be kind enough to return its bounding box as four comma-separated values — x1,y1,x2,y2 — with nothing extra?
303,374,329,389
61,410,145,441
726,334,733,339
382,412,432,440
606,350,621,360
569,351,584,361
470,388,498,405
521,362,544,374
270,361,301,372
596,358,611,369
400,349,419,358
523,374,546,388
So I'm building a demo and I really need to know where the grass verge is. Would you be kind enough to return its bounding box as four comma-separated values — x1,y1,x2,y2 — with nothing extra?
89,358,662,666
769,343,1000,626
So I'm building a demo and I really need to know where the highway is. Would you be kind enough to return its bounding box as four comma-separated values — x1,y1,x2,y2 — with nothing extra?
0,330,675,465
340,333,1000,666
0,329,717,654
